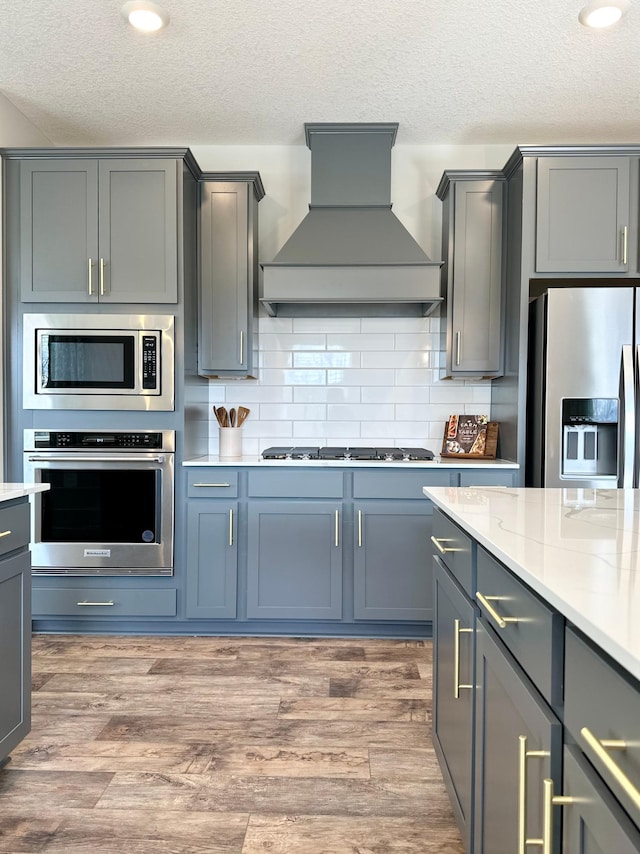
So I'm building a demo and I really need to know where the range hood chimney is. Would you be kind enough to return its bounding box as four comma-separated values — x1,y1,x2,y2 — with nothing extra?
260,122,443,317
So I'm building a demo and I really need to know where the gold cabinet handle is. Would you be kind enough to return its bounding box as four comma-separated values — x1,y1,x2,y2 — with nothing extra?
622,226,628,265
453,618,473,698
228,508,233,547
334,510,339,547
192,482,231,488
77,601,115,606
430,535,462,554
476,591,519,629
239,330,245,365
88,258,93,295
0,530,12,538
536,778,575,854
517,735,550,853
455,330,461,366
99,258,105,295
357,510,363,548
581,726,640,811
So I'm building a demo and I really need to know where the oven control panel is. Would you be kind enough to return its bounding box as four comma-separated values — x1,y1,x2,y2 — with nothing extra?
29,430,170,450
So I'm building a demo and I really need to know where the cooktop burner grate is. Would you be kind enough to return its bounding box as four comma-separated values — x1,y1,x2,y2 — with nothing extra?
261,446,435,461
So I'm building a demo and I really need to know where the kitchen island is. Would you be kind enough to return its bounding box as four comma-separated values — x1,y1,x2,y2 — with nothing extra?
424,486,640,853
0,483,49,768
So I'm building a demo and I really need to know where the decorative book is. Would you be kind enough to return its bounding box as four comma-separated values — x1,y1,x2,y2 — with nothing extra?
441,415,498,459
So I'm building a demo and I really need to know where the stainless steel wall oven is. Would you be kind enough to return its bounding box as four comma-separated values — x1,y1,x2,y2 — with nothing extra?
24,430,174,576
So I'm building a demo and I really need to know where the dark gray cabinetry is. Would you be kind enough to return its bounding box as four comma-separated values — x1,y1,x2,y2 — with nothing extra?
0,499,32,767
433,558,476,852
474,621,562,854
247,501,342,620
536,156,631,273
353,501,433,621
198,174,264,378
437,171,505,378
19,157,179,303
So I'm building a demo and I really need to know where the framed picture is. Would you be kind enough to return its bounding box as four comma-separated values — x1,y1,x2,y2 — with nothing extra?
441,415,498,459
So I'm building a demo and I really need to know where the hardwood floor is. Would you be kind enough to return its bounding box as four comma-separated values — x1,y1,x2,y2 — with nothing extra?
0,635,464,853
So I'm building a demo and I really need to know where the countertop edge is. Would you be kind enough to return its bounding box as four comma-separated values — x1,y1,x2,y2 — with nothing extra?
183,455,520,469
0,483,50,502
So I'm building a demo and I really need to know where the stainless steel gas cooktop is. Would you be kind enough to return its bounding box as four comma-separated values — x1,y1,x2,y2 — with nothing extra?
261,446,435,461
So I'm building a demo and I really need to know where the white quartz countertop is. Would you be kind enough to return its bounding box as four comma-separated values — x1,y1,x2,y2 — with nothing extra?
423,487,640,684
0,483,49,502
183,455,519,470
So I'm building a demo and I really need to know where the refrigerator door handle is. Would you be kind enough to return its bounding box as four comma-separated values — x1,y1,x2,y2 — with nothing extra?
618,345,635,488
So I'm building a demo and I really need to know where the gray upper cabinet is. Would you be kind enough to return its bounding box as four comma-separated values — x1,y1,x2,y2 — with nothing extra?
437,172,505,378
20,158,179,303
535,156,631,273
198,174,264,378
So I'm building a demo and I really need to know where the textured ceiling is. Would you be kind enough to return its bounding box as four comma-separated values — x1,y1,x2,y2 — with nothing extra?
0,0,638,147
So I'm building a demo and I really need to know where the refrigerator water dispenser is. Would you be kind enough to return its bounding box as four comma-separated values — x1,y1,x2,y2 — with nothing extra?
561,398,618,479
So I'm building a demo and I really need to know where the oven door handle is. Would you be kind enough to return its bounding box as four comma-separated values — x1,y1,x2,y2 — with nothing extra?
26,454,168,464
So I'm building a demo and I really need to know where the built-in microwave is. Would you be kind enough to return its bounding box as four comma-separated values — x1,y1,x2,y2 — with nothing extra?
23,313,175,411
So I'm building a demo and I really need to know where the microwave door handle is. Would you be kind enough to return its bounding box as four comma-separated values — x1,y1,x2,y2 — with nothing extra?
619,345,635,488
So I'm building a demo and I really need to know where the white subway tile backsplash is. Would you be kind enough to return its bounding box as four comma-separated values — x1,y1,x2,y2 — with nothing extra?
205,314,494,454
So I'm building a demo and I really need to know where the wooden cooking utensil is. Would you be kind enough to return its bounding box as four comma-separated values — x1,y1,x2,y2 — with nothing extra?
229,407,237,427
237,406,250,427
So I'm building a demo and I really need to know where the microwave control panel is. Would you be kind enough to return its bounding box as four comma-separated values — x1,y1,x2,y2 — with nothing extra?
142,335,158,389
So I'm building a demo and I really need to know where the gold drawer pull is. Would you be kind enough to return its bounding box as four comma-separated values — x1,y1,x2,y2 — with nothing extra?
430,535,462,554
581,726,640,811
0,530,12,538
476,591,519,629
517,735,550,854
193,482,231,488
453,618,473,698
77,601,115,607
527,778,574,853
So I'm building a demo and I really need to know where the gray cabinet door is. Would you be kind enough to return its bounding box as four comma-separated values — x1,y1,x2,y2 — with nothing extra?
20,158,178,303
98,159,178,303
185,501,237,618
536,156,631,273
474,621,562,854
0,551,31,765
562,745,640,853
199,181,253,377
20,159,99,302
353,500,433,621
433,559,476,852
449,179,504,375
247,501,342,619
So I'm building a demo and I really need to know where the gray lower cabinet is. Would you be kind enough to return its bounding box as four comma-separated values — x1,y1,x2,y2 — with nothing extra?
535,156,631,274
185,501,238,618
198,175,264,378
437,172,505,378
353,500,433,620
474,621,562,854
561,745,640,852
247,501,343,620
433,558,476,852
0,500,31,767
19,156,179,302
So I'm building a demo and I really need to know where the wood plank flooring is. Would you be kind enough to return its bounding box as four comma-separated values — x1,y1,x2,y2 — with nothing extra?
0,634,464,853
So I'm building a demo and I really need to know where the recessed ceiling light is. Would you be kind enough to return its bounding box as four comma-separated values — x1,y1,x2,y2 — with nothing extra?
121,1,169,32
578,0,629,28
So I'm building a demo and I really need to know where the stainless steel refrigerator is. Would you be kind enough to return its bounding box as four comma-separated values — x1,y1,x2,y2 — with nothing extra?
527,286,637,488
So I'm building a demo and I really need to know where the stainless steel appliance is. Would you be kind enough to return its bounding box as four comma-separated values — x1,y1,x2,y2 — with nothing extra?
23,313,175,411
24,429,174,575
527,286,637,487
261,446,435,461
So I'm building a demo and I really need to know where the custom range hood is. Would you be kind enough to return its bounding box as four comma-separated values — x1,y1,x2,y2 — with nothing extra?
260,122,443,317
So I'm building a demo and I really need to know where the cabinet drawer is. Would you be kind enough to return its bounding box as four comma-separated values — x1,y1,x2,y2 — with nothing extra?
0,501,30,557
564,627,640,829
476,547,563,706
32,587,177,617
458,471,516,487
248,470,343,498
353,469,451,499
431,509,474,595
188,470,238,498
